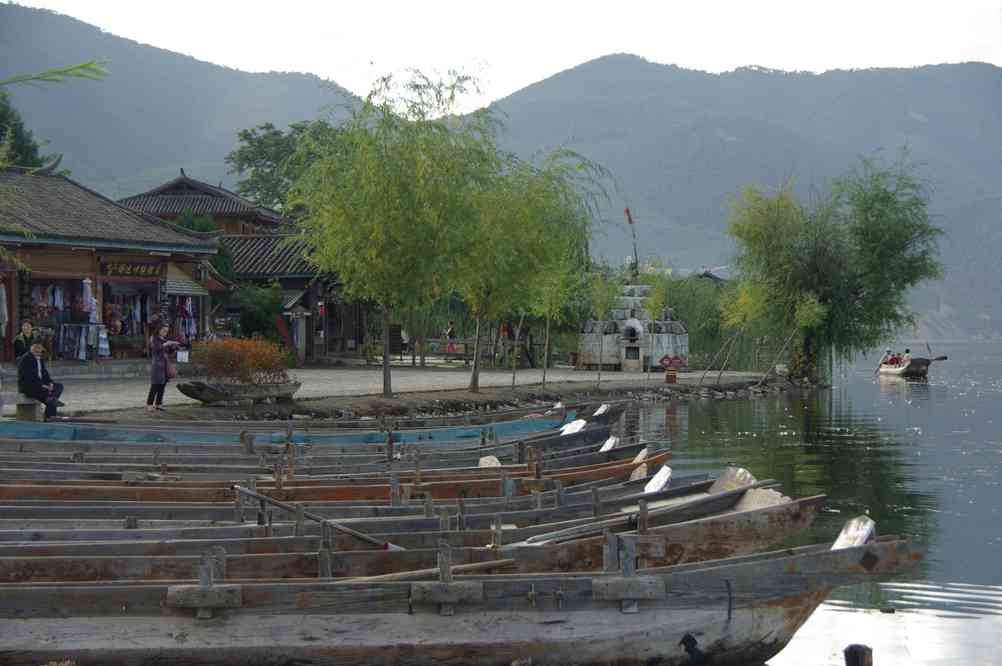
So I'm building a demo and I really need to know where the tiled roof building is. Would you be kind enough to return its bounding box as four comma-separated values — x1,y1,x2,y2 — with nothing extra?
0,168,216,253
119,170,284,234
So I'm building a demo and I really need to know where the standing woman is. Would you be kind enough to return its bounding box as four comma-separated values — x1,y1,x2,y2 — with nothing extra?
147,324,179,412
13,320,36,360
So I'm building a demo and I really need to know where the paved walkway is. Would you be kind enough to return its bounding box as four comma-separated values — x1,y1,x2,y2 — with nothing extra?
1,365,763,416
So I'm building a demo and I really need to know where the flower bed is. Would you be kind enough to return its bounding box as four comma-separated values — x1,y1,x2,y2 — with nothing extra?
191,337,290,385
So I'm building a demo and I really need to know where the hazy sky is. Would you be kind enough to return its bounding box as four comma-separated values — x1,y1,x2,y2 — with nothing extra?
17,1,1002,105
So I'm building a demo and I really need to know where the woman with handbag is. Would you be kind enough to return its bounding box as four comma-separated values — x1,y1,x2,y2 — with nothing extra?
147,324,180,413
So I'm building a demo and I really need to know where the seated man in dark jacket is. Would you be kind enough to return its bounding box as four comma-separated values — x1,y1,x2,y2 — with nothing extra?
17,343,64,419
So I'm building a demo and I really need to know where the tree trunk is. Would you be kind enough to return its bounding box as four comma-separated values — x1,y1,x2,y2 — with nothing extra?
511,313,525,390
542,316,551,387
597,322,604,388
381,305,392,397
468,315,483,393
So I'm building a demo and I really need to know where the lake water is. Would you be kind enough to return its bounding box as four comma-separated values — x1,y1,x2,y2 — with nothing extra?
623,342,1002,664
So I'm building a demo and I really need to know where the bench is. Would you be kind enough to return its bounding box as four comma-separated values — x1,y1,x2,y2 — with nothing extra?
12,393,44,422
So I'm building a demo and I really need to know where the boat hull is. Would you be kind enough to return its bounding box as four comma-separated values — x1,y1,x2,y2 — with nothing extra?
0,538,922,666
878,357,931,378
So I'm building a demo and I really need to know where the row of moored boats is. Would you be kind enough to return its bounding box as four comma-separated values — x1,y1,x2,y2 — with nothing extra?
0,403,922,665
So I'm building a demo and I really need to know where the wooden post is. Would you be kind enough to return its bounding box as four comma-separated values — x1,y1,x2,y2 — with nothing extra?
437,540,454,616
240,431,255,455
492,514,504,548
533,490,543,510
123,516,138,529
319,522,334,578
197,554,214,619
424,493,435,518
601,529,619,573
273,463,284,490
152,448,160,467
233,493,244,523
500,470,511,508
266,509,274,538
638,500,649,534
294,503,305,537
553,480,564,507
413,448,422,484
438,508,450,532
843,645,873,666
591,487,601,517
386,431,395,463
457,497,466,531
257,498,266,526
212,546,227,580
390,473,401,507
516,440,525,464
199,553,214,589
528,446,539,478
619,536,639,614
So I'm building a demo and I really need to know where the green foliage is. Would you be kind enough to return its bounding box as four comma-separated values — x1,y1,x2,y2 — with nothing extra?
727,155,943,378
641,271,672,321
292,72,502,394
0,92,44,167
0,60,107,87
226,120,336,211
233,283,284,340
588,270,622,321
174,208,218,233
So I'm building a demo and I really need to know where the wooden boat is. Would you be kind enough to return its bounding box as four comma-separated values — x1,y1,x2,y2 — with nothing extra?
0,516,922,665
0,437,649,482
0,492,824,582
0,410,577,446
177,380,302,404
878,355,947,378
0,447,671,502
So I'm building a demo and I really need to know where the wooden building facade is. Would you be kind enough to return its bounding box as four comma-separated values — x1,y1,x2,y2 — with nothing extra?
0,168,219,362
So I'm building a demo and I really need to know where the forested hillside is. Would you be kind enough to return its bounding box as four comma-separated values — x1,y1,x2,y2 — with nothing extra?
2,5,999,336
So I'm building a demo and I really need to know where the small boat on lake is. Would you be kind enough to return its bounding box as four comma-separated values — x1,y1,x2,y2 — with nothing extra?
878,355,947,379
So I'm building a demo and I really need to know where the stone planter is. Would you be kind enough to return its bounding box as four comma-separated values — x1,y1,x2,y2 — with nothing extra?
177,381,301,404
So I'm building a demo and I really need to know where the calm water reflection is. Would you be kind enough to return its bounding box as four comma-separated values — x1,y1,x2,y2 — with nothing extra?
619,342,1002,663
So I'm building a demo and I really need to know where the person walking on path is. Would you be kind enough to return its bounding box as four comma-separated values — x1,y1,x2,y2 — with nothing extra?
444,321,457,354
17,343,63,419
147,325,180,412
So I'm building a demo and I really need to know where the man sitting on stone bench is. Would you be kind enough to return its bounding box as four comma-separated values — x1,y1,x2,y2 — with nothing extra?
17,343,64,419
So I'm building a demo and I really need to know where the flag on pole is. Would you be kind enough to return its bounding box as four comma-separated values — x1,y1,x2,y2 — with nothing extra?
624,207,635,225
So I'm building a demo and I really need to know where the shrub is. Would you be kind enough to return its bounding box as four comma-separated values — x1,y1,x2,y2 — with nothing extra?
193,337,290,385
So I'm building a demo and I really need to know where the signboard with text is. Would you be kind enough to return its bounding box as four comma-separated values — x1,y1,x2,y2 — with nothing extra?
102,262,162,278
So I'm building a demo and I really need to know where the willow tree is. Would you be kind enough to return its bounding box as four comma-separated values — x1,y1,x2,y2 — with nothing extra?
456,150,600,393
728,156,942,380
588,271,622,388
292,73,499,396
531,245,579,388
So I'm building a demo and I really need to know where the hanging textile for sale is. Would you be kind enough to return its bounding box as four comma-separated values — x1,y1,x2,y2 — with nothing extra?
82,279,98,324
97,326,110,357
0,281,7,336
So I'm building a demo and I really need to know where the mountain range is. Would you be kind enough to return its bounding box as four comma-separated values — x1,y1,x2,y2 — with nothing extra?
2,3,1000,338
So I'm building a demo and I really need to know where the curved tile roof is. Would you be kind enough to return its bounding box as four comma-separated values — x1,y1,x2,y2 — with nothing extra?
0,168,216,252
118,173,283,224
220,234,316,278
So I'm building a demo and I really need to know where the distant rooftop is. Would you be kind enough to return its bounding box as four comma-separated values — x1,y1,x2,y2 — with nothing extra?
119,170,284,228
